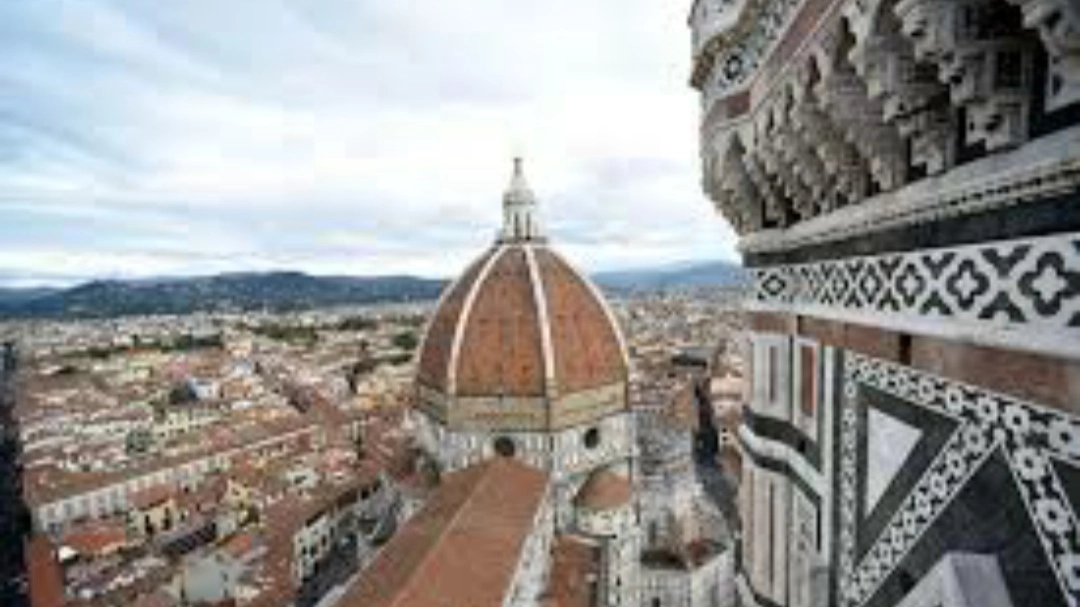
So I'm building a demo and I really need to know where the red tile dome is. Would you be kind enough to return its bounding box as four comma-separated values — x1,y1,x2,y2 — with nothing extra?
414,159,629,431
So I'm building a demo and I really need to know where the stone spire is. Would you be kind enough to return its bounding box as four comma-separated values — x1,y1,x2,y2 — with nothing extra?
501,157,543,242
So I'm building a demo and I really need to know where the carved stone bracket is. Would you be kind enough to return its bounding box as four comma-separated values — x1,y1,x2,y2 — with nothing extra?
895,0,1037,151
1007,0,1080,110
816,68,908,190
847,0,957,174
756,112,813,208
774,95,833,217
745,152,788,226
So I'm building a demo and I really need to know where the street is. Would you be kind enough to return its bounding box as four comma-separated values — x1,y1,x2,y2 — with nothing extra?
0,342,29,607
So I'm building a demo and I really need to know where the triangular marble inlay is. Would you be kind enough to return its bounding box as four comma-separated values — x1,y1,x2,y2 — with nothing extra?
865,406,922,514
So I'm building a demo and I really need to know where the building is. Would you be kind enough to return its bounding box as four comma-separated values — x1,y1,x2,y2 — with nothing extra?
637,404,736,607
688,0,1080,606
342,160,736,607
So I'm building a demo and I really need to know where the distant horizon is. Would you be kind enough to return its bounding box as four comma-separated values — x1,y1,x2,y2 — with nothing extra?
0,255,743,290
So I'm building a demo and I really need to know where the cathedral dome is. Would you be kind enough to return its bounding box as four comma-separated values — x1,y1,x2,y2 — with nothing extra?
415,159,629,432
574,467,633,512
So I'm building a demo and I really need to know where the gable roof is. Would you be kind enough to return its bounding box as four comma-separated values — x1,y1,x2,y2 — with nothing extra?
340,457,549,607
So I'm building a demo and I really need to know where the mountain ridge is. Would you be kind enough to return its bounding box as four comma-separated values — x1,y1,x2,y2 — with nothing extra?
0,260,745,319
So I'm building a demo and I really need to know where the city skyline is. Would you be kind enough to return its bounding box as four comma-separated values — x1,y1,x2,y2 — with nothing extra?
0,0,738,288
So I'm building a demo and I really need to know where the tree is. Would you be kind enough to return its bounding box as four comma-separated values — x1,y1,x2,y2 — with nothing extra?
126,428,153,455
391,331,418,352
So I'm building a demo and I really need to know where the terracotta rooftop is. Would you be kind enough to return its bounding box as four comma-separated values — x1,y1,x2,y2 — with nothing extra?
574,467,633,511
62,521,128,557
25,417,319,506
129,483,177,510
542,535,600,607
26,535,64,607
416,243,628,402
339,458,549,607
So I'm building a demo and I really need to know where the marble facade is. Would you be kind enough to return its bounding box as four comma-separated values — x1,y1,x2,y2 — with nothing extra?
688,0,1080,604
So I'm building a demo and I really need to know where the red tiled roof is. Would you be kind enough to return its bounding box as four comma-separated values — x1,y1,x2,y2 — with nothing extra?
129,484,176,510
543,535,600,607
574,468,632,511
340,458,549,607
62,522,128,557
219,530,259,560
26,535,64,607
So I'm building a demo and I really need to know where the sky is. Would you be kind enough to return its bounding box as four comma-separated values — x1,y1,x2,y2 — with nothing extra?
0,0,738,288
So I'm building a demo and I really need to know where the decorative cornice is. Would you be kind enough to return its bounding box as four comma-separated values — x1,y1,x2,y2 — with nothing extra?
739,128,1080,255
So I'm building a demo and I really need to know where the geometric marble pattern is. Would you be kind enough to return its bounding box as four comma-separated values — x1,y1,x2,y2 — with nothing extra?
839,353,1080,607
864,407,922,516
752,233,1080,353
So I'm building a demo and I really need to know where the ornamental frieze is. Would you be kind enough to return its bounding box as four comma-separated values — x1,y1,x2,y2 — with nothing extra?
750,231,1080,358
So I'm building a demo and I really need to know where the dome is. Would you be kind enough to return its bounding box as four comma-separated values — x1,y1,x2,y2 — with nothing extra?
574,467,633,511
415,159,629,432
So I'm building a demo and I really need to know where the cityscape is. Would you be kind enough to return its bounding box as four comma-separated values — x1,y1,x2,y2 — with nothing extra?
1,0,1079,607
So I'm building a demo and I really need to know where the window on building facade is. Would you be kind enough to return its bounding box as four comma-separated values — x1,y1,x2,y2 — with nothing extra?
768,345,778,405
583,426,600,449
493,436,516,458
800,344,816,419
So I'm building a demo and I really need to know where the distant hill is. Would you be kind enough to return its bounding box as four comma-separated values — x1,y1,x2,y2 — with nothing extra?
593,260,747,293
0,287,61,307
0,272,446,319
0,260,746,319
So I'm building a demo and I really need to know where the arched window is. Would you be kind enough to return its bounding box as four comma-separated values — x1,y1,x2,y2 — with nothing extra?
583,427,601,449
493,436,516,458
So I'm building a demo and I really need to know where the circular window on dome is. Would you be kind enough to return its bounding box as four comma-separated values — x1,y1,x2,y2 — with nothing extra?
583,427,601,450
493,436,516,458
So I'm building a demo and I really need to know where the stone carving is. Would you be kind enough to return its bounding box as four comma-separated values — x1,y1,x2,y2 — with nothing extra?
816,68,908,191
846,0,956,174
792,63,873,206
1006,0,1080,110
745,151,790,226
697,0,803,103
692,0,743,58
757,109,814,209
814,22,909,192
691,0,1078,236
775,90,834,218
713,137,763,232
894,0,1036,151
738,151,1080,255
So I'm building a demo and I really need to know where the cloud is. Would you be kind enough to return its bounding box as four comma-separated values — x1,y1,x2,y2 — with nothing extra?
0,0,736,287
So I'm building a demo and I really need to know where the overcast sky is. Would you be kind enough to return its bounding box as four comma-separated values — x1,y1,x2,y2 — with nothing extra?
0,0,738,287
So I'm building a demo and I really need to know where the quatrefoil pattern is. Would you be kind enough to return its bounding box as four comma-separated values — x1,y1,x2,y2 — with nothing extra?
752,233,1080,336
839,353,1080,607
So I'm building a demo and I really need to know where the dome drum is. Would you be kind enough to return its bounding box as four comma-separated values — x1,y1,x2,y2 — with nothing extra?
416,381,626,433
409,409,635,478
